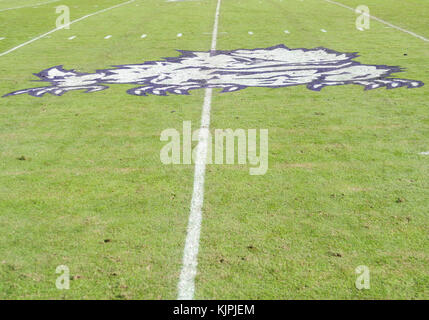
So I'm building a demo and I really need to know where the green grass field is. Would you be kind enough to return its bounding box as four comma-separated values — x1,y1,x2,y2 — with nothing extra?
0,0,428,299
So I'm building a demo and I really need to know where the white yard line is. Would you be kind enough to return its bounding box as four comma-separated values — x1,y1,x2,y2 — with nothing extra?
177,0,222,301
0,0,60,12
0,0,135,57
166,0,201,2
321,0,429,42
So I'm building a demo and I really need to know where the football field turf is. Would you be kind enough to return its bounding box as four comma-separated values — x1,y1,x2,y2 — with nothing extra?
0,0,428,299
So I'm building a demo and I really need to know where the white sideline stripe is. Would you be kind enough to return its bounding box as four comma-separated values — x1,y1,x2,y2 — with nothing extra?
0,0,60,12
177,0,222,301
0,0,135,57
321,0,429,42
104,35,112,39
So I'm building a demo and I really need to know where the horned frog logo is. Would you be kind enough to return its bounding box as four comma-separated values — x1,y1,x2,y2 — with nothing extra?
3,44,423,97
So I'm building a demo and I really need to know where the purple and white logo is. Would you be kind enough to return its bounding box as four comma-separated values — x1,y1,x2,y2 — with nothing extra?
3,44,423,97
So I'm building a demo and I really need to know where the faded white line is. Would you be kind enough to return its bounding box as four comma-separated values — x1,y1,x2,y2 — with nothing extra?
177,0,222,301
68,36,76,40
104,35,112,39
0,0,135,57
321,0,429,42
203,31,227,35
0,0,60,12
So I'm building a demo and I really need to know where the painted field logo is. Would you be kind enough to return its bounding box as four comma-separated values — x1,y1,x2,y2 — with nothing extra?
3,44,423,97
